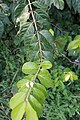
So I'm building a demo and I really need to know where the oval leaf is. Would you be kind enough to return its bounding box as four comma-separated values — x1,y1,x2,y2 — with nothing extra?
34,83,47,97
29,95,42,117
67,39,80,50
17,75,34,88
38,69,53,88
10,92,26,109
32,87,45,104
42,60,52,69
22,62,39,74
40,30,53,44
26,102,38,120
11,102,26,120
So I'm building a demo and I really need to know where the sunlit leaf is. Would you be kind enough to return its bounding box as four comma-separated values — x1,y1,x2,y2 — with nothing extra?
38,69,53,88
42,60,52,69
11,102,26,120
26,102,38,120
10,92,26,109
17,75,34,88
22,62,39,75
67,40,80,50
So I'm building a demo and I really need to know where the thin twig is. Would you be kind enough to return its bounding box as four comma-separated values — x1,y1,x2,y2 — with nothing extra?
28,0,43,61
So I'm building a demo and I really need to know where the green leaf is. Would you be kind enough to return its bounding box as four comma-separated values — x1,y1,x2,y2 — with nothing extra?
26,102,38,120
65,0,71,9
37,0,64,10
38,69,53,88
0,21,4,38
64,74,70,82
0,3,9,15
17,75,34,88
49,28,54,36
73,74,78,80
15,22,35,45
51,0,64,10
11,102,26,120
32,87,45,104
40,30,53,44
42,60,52,69
18,85,28,93
65,0,80,13
22,62,39,75
10,92,26,109
29,95,42,117
67,39,80,50
17,78,29,88
34,83,47,97
74,35,80,40
70,72,78,81
14,1,26,18
16,5,30,26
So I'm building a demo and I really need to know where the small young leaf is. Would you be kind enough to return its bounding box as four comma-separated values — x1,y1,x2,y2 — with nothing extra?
26,102,38,120
42,60,52,69
38,69,53,88
10,92,26,109
11,102,26,120
49,28,54,36
22,62,39,74
64,74,70,82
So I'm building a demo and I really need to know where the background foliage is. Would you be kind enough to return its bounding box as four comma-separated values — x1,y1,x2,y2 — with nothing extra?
0,0,80,120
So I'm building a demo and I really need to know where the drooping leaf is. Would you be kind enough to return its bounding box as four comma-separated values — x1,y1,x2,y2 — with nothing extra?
15,22,35,45
11,102,26,120
10,92,26,109
26,102,38,120
16,5,30,25
37,0,64,10
32,87,45,104
34,83,47,97
29,95,42,117
22,62,39,75
65,0,80,13
14,0,26,18
40,30,53,44
38,69,53,88
51,0,64,10
0,3,10,15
